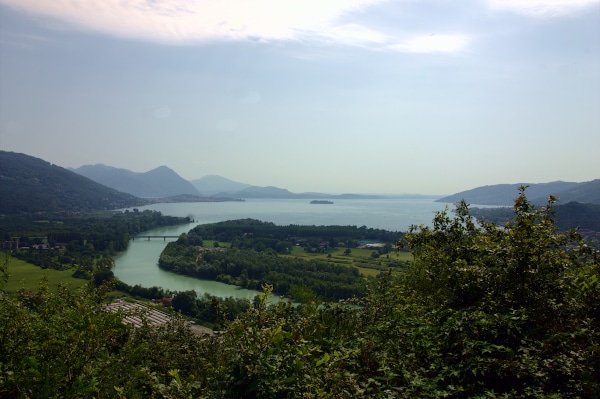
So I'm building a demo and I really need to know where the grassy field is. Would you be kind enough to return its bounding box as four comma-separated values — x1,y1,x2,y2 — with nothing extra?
199,242,412,277
286,246,412,276
1,252,87,294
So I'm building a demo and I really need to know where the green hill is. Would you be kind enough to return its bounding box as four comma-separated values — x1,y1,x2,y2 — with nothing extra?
545,179,600,204
0,151,146,214
470,202,600,232
438,180,599,206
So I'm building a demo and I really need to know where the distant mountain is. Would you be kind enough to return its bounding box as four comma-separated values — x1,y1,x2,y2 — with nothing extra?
233,186,298,198
545,179,600,204
190,175,252,196
0,151,145,214
191,175,386,199
72,164,200,198
437,180,599,206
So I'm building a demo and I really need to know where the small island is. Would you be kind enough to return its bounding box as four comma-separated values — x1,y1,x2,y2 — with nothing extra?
310,200,334,204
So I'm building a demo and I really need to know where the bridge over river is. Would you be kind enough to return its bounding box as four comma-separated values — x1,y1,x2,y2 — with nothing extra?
133,235,179,241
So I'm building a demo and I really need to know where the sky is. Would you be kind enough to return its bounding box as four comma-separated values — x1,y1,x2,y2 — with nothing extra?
0,0,599,195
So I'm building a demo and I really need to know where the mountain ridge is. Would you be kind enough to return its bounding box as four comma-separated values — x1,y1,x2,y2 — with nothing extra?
437,180,600,205
0,151,145,213
190,174,252,196
71,164,201,198
64,161,599,203
72,164,387,200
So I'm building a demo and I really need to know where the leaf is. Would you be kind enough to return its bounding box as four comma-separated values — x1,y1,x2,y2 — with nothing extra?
316,352,330,367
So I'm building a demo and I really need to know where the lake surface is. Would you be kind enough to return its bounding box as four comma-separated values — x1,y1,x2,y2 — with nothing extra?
113,198,454,298
124,197,453,232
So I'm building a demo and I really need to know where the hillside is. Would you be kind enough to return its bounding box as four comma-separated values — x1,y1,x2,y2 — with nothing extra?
547,179,600,204
437,180,599,205
0,151,145,214
72,164,200,198
232,185,300,198
190,175,252,196
470,201,600,233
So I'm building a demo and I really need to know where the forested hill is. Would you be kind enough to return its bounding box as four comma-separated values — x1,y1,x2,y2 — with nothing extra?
470,201,600,248
437,179,600,206
0,151,146,214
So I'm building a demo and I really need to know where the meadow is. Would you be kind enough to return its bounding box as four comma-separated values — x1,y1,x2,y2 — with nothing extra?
1,252,87,293
203,240,412,278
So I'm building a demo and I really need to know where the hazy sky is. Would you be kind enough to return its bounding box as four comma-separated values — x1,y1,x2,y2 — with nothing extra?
1,0,599,195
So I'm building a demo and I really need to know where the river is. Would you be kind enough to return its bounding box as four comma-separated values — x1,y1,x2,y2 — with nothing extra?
113,223,265,299
113,197,453,298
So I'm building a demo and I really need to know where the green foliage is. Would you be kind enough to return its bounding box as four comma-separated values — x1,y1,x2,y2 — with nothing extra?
114,281,253,326
1,251,9,288
191,218,403,252
199,285,369,398
3,210,190,277
0,280,209,398
1,189,598,397
388,188,600,397
470,201,600,249
159,244,367,302
158,219,406,302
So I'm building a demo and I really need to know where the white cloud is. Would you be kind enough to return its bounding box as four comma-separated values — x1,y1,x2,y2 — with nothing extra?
320,24,389,46
1,0,474,53
486,0,600,17
390,34,471,54
0,0,386,44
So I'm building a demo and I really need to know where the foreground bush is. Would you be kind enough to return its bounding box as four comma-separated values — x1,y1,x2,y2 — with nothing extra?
1,189,598,398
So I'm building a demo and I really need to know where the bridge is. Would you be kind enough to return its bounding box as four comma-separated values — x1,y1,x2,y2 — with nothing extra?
133,235,179,241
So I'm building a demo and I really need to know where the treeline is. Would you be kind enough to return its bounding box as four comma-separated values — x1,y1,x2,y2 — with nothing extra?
114,281,253,326
159,244,366,301
189,218,404,252
470,201,600,231
3,210,190,280
2,191,598,398
470,201,600,247
158,219,390,301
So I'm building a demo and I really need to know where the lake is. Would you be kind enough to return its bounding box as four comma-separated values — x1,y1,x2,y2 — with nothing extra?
123,197,452,232
113,197,454,298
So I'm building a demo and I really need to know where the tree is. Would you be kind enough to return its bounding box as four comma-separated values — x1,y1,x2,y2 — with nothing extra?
389,188,600,397
93,269,114,287
240,268,249,287
0,251,9,288
172,290,198,316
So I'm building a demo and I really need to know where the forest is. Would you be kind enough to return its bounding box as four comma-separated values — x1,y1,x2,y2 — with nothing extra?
1,191,599,398
158,219,404,302
2,210,191,282
470,201,600,248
